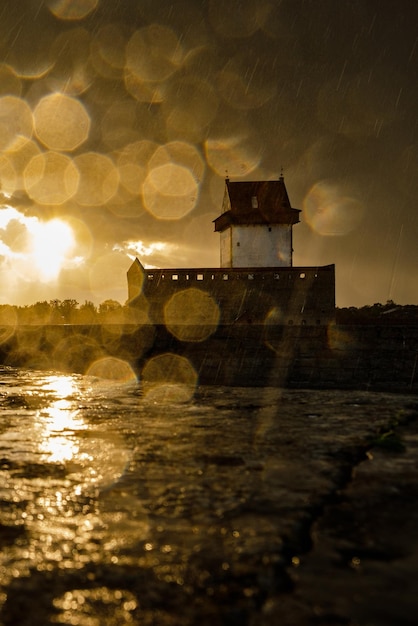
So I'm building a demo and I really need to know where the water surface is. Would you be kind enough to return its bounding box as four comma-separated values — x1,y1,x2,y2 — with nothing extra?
0,365,414,625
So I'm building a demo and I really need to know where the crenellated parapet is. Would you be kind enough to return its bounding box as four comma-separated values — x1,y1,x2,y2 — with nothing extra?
128,261,335,327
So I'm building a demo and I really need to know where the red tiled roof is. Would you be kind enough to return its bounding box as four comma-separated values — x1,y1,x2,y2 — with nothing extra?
214,178,301,231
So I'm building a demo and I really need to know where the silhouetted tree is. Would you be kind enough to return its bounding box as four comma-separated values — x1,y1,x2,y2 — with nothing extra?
59,299,78,323
74,301,97,324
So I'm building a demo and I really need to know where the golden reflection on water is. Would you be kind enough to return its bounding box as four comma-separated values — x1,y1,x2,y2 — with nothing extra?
40,404,85,464
36,375,88,464
27,373,132,486
41,374,79,396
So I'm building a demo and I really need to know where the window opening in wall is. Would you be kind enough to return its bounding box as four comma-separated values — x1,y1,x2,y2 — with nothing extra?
223,274,229,280
300,272,306,279
148,274,154,280
197,274,204,280
274,274,280,279
186,274,189,280
248,274,254,280
172,274,178,280
251,196,258,208
237,242,240,246
268,227,272,232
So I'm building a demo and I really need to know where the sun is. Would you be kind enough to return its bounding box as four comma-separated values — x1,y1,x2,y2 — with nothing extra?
30,218,75,281
0,206,82,286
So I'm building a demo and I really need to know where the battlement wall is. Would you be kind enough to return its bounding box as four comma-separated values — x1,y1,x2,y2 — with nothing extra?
128,264,336,327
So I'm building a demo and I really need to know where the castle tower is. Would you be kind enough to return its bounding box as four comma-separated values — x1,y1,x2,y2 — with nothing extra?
213,175,301,268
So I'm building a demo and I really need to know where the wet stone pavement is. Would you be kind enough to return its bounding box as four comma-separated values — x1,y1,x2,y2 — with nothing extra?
0,366,418,625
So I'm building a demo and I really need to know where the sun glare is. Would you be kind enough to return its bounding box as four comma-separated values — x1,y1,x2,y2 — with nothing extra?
31,218,75,281
0,206,82,286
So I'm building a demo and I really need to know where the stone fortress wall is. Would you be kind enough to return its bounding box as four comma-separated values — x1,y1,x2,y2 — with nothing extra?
127,261,336,327
0,322,417,393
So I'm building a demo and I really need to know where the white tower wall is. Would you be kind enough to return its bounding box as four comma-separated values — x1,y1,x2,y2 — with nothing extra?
220,224,292,268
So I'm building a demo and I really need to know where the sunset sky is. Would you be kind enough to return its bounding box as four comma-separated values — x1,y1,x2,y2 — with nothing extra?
0,0,417,308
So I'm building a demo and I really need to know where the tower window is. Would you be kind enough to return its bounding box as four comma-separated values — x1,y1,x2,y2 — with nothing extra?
251,196,258,208
237,241,240,247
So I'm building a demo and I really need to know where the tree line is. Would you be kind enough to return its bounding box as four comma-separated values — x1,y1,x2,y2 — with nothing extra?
336,301,418,325
0,298,416,326
0,299,143,326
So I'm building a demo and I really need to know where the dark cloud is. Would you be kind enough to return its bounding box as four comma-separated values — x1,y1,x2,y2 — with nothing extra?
0,0,416,306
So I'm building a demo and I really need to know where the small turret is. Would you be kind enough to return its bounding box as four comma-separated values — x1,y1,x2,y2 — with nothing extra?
213,176,300,268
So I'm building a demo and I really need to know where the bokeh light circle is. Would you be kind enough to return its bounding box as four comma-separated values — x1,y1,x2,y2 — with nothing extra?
141,353,198,403
73,152,119,206
126,24,182,83
33,93,91,151
91,23,127,79
0,305,18,345
4,137,42,191
0,156,17,197
0,96,33,151
143,163,199,220
162,76,219,139
47,0,99,21
205,136,261,177
24,151,80,205
101,100,140,150
88,251,131,303
208,0,271,38
148,141,205,183
86,357,137,384
124,69,165,104
117,139,159,195
47,28,95,96
303,181,363,236
164,288,220,342
53,333,104,373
